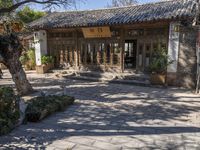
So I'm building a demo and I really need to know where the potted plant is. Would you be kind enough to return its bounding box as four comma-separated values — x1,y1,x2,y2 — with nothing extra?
20,49,36,71
149,48,173,85
20,52,30,70
36,55,54,74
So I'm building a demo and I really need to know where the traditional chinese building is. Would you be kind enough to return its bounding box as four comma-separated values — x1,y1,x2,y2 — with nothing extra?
30,0,200,88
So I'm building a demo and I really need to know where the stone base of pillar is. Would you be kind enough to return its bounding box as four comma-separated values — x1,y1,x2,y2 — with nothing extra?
167,72,196,88
166,72,177,86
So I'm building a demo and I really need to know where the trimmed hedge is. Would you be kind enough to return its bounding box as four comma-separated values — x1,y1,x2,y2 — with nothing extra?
0,87,75,135
26,95,75,122
0,87,20,135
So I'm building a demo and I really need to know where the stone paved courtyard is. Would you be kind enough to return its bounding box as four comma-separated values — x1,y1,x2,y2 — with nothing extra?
1,70,200,149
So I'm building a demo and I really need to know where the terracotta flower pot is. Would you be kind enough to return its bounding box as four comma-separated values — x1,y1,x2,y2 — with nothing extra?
36,63,54,74
150,74,166,85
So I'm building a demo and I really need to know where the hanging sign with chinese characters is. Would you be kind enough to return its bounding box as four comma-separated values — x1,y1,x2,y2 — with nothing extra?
82,26,111,38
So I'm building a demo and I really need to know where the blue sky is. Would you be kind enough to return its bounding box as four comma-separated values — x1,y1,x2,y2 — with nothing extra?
32,0,161,11
75,0,160,10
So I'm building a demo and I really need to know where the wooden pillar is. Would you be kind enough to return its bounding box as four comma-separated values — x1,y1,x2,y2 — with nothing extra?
74,31,79,69
60,49,64,65
55,44,60,67
110,43,113,66
78,41,82,67
84,44,87,65
72,31,78,68
91,44,93,65
95,43,98,65
104,42,107,71
120,29,125,73
97,43,100,65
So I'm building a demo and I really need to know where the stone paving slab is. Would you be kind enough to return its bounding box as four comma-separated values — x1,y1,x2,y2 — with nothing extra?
1,70,200,149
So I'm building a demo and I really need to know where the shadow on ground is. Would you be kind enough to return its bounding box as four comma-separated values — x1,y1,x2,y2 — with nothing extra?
1,75,200,149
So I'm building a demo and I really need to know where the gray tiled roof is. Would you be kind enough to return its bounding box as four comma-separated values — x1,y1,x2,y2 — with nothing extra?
30,0,197,29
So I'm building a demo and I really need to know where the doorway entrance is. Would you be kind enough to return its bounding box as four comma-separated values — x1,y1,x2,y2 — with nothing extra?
125,40,137,69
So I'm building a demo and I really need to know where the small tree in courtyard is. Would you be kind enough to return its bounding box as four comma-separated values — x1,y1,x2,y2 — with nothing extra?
0,0,80,95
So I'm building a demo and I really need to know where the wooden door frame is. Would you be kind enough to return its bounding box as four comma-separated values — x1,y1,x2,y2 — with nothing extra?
124,39,138,70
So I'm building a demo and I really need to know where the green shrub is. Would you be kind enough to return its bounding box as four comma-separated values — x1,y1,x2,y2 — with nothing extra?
27,49,36,68
0,87,20,135
20,49,36,70
149,48,173,74
26,95,75,122
41,55,54,65
20,53,29,66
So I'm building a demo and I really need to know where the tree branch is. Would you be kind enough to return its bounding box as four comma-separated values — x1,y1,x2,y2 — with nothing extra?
0,0,32,13
0,0,75,13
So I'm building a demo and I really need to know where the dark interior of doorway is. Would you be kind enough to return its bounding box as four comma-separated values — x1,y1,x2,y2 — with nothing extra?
125,40,137,69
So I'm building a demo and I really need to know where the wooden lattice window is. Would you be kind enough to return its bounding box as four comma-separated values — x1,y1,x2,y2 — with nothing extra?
49,32,73,38
113,43,120,65
138,44,143,67
127,29,144,37
98,43,105,64
111,30,120,37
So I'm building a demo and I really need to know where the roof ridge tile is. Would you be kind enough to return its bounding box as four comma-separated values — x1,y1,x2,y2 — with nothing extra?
29,0,196,29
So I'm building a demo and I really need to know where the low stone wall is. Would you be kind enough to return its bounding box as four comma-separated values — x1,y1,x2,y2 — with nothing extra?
177,26,197,88
79,64,122,73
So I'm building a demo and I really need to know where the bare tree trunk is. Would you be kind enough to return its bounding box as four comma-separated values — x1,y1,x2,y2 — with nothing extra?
5,58,33,96
0,33,33,96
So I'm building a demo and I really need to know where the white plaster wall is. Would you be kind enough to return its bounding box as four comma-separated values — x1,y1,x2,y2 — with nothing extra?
34,30,47,66
167,22,180,73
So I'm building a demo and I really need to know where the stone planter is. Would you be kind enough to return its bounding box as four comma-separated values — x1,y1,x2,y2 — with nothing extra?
150,74,166,85
26,95,75,122
36,63,54,74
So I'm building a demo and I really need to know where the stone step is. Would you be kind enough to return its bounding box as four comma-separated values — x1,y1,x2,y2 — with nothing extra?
64,74,153,88
53,69,149,81
77,71,115,79
65,75,109,82
66,75,167,88
119,75,150,83
59,70,154,87
109,79,150,87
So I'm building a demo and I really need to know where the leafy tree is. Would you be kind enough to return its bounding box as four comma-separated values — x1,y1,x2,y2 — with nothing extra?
107,0,138,7
0,0,13,9
17,6,46,24
0,0,80,95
